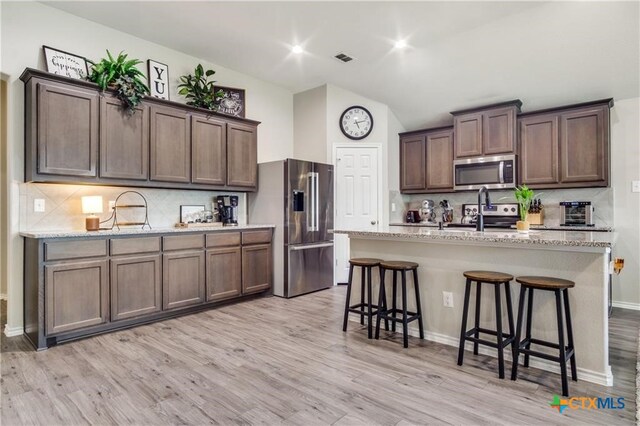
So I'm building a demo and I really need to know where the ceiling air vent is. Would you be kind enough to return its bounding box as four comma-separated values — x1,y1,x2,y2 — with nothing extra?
334,53,355,63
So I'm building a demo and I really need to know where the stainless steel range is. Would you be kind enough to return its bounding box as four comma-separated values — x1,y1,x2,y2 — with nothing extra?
447,203,520,229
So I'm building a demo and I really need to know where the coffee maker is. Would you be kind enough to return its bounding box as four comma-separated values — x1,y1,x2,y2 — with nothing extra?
216,195,239,226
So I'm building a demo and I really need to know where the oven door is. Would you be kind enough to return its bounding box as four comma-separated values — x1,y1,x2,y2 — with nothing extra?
454,154,516,191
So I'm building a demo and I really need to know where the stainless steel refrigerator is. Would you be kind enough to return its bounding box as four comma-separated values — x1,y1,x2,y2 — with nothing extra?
248,159,334,298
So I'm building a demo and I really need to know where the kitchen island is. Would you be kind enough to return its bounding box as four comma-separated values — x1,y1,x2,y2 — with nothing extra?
334,226,616,386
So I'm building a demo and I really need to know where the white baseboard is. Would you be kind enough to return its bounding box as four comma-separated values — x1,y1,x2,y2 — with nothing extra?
348,315,613,387
4,324,23,337
612,301,640,311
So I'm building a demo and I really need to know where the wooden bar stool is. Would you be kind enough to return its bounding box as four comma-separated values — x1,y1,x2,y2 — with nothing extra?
511,276,577,397
375,261,424,348
342,258,388,339
457,270,515,379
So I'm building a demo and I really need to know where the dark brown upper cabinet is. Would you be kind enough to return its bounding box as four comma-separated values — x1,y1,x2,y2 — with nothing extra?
192,114,227,185
399,134,426,192
227,122,258,189
150,105,191,183
399,126,453,194
519,99,612,189
36,82,99,177
100,95,149,180
452,100,521,159
21,68,261,192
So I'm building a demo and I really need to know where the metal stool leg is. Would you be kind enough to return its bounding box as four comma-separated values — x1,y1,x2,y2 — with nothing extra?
494,283,505,379
505,281,515,357
401,270,409,348
360,267,365,325
457,278,472,365
563,289,577,381
367,266,373,339
380,267,390,331
511,286,527,381
412,268,424,339
555,289,569,396
375,267,386,339
391,271,398,332
342,264,355,332
473,281,482,355
524,288,534,368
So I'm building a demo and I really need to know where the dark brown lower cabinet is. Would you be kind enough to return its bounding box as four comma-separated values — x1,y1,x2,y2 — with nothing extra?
45,260,108,334
242,244,272,294
206,247,242,302
163,250,205,310
110,254,162,321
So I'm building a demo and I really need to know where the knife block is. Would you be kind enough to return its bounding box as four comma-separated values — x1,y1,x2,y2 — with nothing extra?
525,211,544,225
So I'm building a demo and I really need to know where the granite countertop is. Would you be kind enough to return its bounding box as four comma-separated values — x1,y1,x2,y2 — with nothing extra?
390,223,613,232
334,226,616,249
20,224,276,239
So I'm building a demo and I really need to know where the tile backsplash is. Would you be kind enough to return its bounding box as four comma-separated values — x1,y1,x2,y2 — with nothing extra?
393,187,613,227
20,183,247,231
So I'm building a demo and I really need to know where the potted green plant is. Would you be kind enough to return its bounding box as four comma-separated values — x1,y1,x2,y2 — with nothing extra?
87,50,149,114
177,64,224,110
514,184,535,233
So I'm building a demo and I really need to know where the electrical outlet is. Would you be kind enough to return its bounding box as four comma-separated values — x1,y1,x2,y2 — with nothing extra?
442,291,454,308
391,203,396,212
632,181,640,193
34,198,45,212
108,200,116,210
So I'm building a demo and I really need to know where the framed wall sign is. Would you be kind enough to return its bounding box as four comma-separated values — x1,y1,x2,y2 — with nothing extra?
148,59,170,100
213,85,245,117
43,45,88,79
180,205,205,223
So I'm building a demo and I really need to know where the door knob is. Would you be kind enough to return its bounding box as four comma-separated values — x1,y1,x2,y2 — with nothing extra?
371,220,377,225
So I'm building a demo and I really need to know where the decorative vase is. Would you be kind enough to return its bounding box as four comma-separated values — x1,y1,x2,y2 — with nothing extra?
516,220,530,233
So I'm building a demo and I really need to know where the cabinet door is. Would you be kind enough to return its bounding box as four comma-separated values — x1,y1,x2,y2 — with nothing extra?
163,251,205,310
425,129,454,190
100,95,149,180
227,122,257,188
519,114,559,186
45,260,108,334
454,112,483,158
150,106,191,182
111,254,162,321
399,134,426,191
192,114,227,185
206,247,242,302
559,106,607,184
37,82,99,176
242,244,272,294
483,107,516,155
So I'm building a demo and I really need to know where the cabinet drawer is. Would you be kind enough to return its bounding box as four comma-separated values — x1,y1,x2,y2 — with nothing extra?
45,239,107,261
206,232,241,248
242,230,272,245
110,237,161,256
163,234,204,251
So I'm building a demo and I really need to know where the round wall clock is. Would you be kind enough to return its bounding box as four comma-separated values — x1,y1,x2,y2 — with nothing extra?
339,106,373,140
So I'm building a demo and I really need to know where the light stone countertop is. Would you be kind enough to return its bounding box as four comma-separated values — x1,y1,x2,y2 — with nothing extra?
20,224,275,239
334,226,616,250
389,222,613,232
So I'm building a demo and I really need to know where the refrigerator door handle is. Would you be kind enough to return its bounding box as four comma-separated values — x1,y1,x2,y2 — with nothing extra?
306,172,314,231
314,172,320,231
290,242,334,251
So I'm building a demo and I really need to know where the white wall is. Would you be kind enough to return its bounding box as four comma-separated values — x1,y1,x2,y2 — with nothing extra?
610,97,640,307
0,1,294,334
293,85,326,162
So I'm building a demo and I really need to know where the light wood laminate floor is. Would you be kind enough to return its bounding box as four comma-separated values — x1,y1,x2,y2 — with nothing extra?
1,287,638,425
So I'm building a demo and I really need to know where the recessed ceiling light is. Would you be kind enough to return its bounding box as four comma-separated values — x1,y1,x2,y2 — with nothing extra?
394,39,407,49
292,45,303,54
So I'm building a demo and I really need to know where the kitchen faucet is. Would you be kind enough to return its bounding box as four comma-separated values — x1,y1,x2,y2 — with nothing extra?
476,186,492,232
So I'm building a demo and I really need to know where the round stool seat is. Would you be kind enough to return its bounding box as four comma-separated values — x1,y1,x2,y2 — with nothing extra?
380,260,419,270
463,270,514,283
516,276,575,290
349,258,383,267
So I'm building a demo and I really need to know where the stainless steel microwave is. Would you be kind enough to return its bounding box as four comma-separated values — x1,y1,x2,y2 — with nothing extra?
453,154,516,191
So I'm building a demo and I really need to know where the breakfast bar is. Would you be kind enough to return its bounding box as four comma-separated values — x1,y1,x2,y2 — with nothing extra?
334,227,616,386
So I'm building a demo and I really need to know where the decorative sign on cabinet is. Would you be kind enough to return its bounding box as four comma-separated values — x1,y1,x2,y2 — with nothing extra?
21,68,260,192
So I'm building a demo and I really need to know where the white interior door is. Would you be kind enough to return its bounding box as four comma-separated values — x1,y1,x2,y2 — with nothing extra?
334,146,380,283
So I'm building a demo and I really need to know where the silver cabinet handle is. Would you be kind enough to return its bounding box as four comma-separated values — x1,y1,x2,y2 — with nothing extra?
290,242,334,251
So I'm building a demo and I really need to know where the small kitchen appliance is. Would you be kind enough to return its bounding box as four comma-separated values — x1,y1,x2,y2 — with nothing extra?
419,200,436,223
216,195,239,226
560,201,594,227
440,200,454,223
406,210,421,223
453,154,516,191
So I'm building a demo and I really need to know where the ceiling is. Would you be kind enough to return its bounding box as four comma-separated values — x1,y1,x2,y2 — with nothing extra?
45,1,640,130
